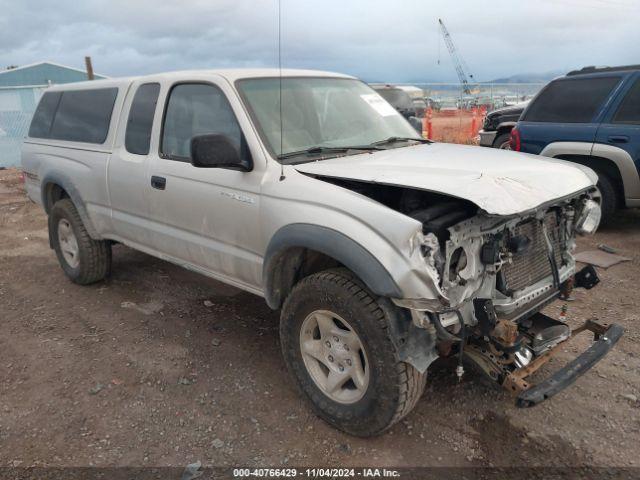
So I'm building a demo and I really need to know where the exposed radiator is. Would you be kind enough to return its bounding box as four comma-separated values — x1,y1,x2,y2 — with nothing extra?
502,212,564,293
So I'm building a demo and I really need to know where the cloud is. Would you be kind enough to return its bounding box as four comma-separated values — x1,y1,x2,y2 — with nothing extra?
1,0,637,82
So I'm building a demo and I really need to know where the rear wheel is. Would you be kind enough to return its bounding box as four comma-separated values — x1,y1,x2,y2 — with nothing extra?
593,172,618,227
49,199,111,284
280,269,426,437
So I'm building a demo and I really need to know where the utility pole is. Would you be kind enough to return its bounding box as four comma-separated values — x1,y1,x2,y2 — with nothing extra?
85,56,94,80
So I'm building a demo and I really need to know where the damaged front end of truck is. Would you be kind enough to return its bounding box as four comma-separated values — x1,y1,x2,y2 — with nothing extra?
302,158,622,407
398,189,622,406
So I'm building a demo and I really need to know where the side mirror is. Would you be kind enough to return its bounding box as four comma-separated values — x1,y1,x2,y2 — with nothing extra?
190,134,252,171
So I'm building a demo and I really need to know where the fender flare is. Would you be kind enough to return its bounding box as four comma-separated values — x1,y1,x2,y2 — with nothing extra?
496,121,516,133
590,143,640,199
40,171,102,242
540,141,593,159
541,141,640,200
262,223,402,309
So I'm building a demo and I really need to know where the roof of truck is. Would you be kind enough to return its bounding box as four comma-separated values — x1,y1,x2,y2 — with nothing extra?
45,69,355,91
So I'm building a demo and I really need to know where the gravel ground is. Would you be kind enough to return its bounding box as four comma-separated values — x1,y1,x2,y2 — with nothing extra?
1,167,639,469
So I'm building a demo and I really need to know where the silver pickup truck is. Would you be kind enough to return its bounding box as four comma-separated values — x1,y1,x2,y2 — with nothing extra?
21,69,621,437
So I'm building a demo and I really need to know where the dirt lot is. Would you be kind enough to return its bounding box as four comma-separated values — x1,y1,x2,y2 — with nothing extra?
1,167,639,469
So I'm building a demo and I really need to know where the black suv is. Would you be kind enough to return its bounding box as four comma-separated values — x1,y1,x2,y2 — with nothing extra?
478,102,527,149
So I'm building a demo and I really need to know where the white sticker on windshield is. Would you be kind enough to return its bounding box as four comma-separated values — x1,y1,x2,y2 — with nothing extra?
360,94,399,117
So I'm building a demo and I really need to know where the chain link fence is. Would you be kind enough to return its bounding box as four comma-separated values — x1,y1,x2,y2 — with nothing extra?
392,82,547,144
0,85,47,168
406,83,546,110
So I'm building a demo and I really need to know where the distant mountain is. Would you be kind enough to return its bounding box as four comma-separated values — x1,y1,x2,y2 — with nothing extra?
485,70,565,84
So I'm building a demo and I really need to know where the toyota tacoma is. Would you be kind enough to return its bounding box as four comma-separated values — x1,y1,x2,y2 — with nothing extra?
21,69,621,436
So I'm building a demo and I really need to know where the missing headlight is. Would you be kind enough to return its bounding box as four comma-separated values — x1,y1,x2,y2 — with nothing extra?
448,247,468,281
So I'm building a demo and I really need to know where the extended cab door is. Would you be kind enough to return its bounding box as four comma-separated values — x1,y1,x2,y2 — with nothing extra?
145,77,265,293
518,75,623,155
594,73,640,203
108,81,161,247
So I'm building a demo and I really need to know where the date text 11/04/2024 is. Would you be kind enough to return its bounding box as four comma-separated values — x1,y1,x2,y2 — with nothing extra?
232,468,401,477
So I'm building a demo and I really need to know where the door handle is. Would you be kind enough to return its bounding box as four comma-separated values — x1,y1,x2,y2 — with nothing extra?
608,135,629,144
151,175,166,190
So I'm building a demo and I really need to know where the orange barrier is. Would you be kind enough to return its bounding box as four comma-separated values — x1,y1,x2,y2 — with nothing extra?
422,107,433,140
470,107,478,138
423,108,486,144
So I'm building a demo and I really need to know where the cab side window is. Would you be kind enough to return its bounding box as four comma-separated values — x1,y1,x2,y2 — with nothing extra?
125,83,160,155
613,79,640,125
161,83,247,162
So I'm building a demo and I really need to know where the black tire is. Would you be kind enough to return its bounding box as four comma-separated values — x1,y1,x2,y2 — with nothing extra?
493,132,511,149
49,198,111,285
594,171,618,227
280,269,426,437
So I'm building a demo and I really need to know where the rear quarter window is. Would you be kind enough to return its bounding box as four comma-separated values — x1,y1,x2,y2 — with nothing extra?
612,78,640,125
29,88,119,144
524,77,620,123
125,83,160,155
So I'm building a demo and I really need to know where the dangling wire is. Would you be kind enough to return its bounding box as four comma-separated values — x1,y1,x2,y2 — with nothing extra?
278,0,285,181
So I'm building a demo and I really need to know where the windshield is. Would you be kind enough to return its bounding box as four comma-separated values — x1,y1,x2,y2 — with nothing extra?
236,77,421,161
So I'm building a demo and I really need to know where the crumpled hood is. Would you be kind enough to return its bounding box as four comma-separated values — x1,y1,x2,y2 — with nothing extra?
294,143,597,215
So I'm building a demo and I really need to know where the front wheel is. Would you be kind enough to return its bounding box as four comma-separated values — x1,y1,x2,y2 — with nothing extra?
493,132,512,149
280,269,426,437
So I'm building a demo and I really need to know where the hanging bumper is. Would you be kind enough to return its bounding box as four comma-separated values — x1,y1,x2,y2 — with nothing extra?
501,319,623,407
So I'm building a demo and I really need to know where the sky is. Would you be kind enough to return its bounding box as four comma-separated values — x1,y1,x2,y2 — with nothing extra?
1,0,639,83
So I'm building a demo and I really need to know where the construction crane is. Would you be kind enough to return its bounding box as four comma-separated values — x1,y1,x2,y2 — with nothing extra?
438,18,475,95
